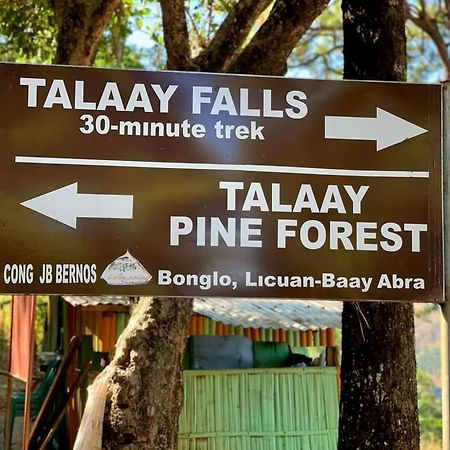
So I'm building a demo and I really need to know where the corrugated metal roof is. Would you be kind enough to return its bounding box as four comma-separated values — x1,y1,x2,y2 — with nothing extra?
63,296,130,307
193,298,342,331
62,296,342,330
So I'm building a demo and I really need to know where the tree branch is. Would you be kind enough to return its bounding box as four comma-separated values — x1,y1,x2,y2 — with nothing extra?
53,0,122,65
227,0,330,76
405,0,450,78
297,43,343,66
186,8,207,50
194,0,273,72
160,0,194,70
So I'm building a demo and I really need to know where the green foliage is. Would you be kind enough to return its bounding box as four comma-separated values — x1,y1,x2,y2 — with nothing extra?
186,0,233,55
0,0,447,80
406,22,445,82
0,295,49,350
125,0,167,69
417,368,442,443
415,303,439,318
288,0,342,79
417,347,441,376
0,0,157,69
407,0,449,81
95,0,155,69
0,0,56,64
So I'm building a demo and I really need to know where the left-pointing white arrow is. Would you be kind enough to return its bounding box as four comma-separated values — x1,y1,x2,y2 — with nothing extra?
20,182,133,229
325,107,428,151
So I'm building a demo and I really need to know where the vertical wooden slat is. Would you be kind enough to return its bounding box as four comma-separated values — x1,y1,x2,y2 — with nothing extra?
306,330,313,347
22,296,36,450
326,328,335,347
320,328,327,346
259,328,266,342
295,331,301,347
251,328,260,341
180,368,339,450
314,330,321,346
300,331,307,347
197,316,204,336
189,316,196,336
203,317,210,335
272,329,280,342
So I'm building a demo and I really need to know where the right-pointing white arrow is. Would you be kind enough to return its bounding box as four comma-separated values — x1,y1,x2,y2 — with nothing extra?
325,107,428,151
21,182,134,229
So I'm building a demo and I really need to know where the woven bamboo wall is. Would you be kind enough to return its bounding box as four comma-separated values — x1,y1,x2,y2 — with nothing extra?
179,368,339,450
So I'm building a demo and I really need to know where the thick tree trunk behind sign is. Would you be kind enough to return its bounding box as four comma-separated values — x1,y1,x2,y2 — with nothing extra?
338,1,420,449
102,298,193,450
53,0,121,66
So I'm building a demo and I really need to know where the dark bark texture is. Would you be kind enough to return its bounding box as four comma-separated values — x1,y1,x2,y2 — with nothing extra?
342,0,407,81
338,303,419,449
193,0,273,72
162,0,331,76
338,1,420,449
53,0,121,65
228,0,330,76
102,298,193,450
160,0,195,71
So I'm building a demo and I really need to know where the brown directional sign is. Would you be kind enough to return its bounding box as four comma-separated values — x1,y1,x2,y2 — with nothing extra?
0,62,443,301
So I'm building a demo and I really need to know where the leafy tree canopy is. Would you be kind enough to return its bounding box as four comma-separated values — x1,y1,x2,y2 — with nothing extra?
1,0,448,81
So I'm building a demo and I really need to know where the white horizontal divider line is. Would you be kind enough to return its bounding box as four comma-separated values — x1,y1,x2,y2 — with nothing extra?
15,156,429,179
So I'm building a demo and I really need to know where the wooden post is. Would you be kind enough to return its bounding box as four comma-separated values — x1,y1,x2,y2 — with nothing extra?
4,372,13,450
22,295,36,450
4,295,14,450
441,301,450,450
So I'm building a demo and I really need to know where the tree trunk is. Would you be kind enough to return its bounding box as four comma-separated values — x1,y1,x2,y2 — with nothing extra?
339,303,419,449
53,0,121,65
102,298,193,450
338,1,420,448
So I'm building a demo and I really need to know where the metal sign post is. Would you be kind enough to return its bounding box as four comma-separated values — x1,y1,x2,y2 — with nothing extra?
441,81,450,450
